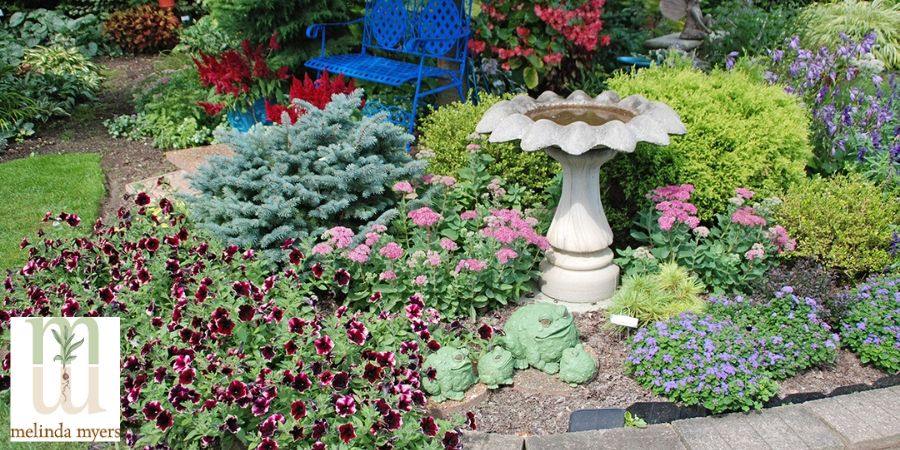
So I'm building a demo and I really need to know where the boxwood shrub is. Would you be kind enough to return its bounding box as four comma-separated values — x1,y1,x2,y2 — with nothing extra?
604,63,812,231
418,94,559,207
776,173,900,278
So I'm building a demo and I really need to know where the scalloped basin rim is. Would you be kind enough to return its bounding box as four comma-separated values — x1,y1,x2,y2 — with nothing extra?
524,104,637,127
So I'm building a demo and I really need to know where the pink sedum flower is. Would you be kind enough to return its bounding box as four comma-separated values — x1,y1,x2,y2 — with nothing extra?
439,238,458,251
379,242,404,260
459,210,478,221
414,275,428,286
408,207,442,227
379,270,397,281
347,244,370,263
495,248,519,264
731,207,767,227
735,187,755,199
392,181,414,194
326,226,355,249
311,243,333,256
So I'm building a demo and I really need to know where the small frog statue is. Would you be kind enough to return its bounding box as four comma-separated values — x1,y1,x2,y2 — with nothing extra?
502,303,579,375
559,343,598,386
478,347,515,389
422,346,476,402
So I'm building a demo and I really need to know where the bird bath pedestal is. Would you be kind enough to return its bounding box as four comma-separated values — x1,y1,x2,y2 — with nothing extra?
476,91,686,311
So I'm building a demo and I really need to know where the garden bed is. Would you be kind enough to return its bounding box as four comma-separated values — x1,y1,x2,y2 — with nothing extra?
469,302,890,435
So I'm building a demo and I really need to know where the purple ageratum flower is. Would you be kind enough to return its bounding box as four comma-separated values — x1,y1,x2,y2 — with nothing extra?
725,51,739,70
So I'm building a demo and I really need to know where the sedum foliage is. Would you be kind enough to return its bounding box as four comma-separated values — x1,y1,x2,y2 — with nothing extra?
418,94,559,207
189,91,424,257
604,63,812,231
776,173,900,279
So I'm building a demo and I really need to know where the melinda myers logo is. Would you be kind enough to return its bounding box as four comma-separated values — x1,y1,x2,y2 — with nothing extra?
10,317,120,442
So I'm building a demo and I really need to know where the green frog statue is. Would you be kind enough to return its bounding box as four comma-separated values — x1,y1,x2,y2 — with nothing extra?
422,346,477,402
559,343,598,386
501,303,580,375
477,347,515,389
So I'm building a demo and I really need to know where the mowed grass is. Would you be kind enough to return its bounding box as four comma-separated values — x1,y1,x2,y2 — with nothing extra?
0,154,105,271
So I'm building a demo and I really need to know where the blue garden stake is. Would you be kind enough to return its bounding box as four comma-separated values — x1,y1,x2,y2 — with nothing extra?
306,0,475,146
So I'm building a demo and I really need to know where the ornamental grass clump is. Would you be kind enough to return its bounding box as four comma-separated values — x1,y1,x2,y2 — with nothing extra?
308,151,548,319
627,288,838,413
608,262,705,326
617,185,795,295
0,196,475,449
840,274,900,372
189,90,424,259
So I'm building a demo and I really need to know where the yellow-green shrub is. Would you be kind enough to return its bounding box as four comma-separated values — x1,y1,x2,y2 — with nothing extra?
603,64,812,230
418,94,559,206
776,174,900,278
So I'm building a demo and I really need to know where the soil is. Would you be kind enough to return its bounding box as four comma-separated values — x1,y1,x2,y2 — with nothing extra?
0,55,175,220
469,303,890,436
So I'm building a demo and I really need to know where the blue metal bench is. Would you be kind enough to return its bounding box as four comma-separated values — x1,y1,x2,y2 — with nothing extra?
305,0,475,136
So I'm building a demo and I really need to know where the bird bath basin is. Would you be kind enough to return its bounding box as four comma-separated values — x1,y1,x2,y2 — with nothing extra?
476,91,686,311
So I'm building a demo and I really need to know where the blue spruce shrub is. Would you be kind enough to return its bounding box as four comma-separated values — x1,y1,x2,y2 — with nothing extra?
189,91,425,257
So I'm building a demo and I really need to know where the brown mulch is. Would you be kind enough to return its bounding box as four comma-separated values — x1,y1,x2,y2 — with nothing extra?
0,55,175,220
470,305,889,436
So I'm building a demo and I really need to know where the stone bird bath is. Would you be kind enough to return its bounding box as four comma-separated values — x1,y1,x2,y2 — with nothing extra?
475,91,686,311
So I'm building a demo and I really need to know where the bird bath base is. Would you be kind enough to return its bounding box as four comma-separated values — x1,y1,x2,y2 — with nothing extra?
474,90,687,311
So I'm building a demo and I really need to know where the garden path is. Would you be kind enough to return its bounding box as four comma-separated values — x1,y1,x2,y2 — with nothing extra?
0,55,174,220
463,384,900,449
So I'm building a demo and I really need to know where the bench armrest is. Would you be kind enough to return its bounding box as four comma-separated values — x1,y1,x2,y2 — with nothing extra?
406,30,471,54
306,18,365,39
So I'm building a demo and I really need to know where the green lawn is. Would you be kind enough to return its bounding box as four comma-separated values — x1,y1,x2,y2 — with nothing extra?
0,154,106,271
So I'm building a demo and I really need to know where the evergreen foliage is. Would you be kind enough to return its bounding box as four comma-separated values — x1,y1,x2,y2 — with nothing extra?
189,91,424,258
206,0,362,68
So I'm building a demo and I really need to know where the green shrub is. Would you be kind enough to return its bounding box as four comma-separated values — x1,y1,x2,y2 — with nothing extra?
609,262,705,326
799,0,900,70
189,91,424,257
776,174,900,279
1,8,114,61
603,63,812,231
702,0,798,66
841,274,900,373
207,0,361,68
106,54,222,149
418,95,559,207
173,15,240,55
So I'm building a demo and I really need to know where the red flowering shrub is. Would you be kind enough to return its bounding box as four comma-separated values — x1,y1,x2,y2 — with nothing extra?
194,37,290,115
103,5,180,54
0,198,474,449
470,0,610,89
264,71,359,125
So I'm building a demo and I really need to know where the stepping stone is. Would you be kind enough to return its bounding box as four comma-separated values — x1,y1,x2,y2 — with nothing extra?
165,143,233,173
125,170,196,200
460,431,523,450
428,383,489,420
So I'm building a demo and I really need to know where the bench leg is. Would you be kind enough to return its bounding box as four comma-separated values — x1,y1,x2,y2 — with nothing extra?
408,76,424,150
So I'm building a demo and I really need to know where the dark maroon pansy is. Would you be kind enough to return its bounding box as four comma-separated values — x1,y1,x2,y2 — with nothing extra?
290,400,307,420
195,284,209,302
155,409,174,431
442,430,461,449
154,367,167,383
426,367,437,381
281,238,295,249
142,400,162,420
283,339,298,355
338,423,356,444
256,437,278,450
311,442,326,450
178,368,196,385
362,363,382,383
258,413,285,437
384,409,403,431
145,237,160,252
238,304,255,322
227,380,247,399
290,425,304,440
333,268,351,286
313,335,334,355
232,281,251,297
427,339,441,351
159,198,173,213
318,370,334,386
466,411,477,430
98,286,116,303
288,248,304,265
332,371,350,390
311,420,328,440
311,262,324,279
369,291,381,303
222,415,241,433
291,372,311,392
135,192,151,206
478,323,494,340
288,317,305,334
260,345,275,361
420,416,438,437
